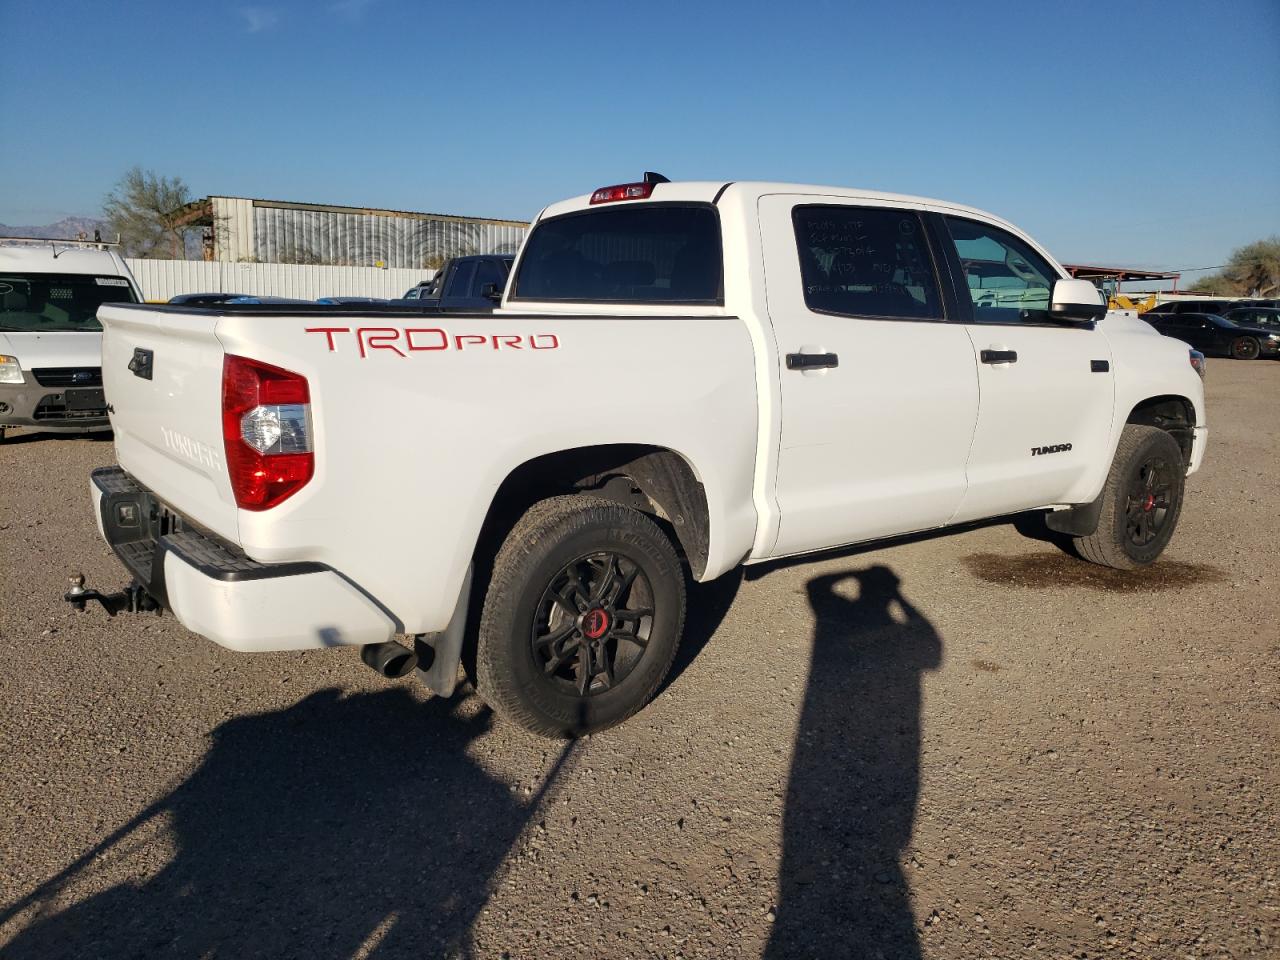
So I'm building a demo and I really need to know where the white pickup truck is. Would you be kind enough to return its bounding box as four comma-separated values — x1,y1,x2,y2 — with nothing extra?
75,176,1207,737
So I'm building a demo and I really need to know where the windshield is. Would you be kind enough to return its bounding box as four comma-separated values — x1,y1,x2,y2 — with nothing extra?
0,273,137,332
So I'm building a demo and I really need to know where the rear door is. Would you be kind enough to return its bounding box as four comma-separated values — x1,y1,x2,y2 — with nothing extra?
933,215,1115,521
759,196,980,557
99,304,239,540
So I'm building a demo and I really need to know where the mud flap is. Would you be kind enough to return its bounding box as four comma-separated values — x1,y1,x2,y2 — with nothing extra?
1044,494,1104,537
415,566,473,697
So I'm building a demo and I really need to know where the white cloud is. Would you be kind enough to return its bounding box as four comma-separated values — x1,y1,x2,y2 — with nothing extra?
239,6,280,33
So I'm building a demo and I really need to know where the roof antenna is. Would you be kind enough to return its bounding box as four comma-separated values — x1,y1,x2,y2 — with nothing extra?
643,172,670,184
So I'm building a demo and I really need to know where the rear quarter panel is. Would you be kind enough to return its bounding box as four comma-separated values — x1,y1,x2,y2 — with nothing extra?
213,312,759,633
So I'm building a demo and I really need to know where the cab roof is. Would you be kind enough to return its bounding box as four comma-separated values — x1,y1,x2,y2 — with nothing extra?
539,179,1019,230
0,242,132,277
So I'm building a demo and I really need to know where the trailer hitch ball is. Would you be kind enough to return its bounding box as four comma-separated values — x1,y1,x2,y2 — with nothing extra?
67,574,88,611
62,575,161,617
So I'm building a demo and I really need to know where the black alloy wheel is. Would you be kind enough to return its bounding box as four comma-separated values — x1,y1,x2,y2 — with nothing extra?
1073,424,1186,570
1124,454,1176,549
475,495,685,737
1231,336,1261,360
532,551,654,697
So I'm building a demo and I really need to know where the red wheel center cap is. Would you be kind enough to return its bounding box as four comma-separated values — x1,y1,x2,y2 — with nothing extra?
582,608,610,640
1142,494,1156,512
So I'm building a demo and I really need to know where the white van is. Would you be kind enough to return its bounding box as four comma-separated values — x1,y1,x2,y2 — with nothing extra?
0,239,141,441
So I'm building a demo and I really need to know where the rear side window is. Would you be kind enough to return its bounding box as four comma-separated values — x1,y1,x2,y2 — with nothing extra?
445,261,476,299
472,257,508,295
792,206,942,320
513,204,722,303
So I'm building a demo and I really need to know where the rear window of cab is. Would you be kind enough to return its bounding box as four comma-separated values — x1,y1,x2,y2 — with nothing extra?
511,204,723,305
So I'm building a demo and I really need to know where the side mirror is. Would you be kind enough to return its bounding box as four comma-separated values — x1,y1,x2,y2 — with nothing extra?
481,282,502,304
1049,278,1107,323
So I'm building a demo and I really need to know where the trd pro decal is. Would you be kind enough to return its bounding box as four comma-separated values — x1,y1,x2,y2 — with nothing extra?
304,327,560,357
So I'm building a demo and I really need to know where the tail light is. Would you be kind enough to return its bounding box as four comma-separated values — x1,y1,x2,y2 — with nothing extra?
221,355,314,510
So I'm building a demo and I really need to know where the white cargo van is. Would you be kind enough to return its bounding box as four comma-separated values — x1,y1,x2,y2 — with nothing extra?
0,239,141,441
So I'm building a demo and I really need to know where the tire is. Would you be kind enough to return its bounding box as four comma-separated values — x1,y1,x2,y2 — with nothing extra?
1230,336,1261,360
475,495,686,738
1074,425,1185,570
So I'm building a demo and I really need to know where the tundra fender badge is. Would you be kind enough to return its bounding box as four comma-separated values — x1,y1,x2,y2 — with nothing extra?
1031,443,1072,457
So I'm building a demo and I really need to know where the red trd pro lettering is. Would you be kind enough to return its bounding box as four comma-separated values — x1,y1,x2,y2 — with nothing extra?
304,327,560,355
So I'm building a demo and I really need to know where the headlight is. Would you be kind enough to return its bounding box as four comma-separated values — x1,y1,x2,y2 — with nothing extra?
0,355,24,385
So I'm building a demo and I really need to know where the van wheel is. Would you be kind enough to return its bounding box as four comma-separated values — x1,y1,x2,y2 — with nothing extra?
1074,425,1185,570
1230,336,1261,360
476,495,686,738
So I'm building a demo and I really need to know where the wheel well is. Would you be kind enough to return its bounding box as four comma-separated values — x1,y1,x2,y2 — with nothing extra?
1126,395,1195,462
475,444,711,579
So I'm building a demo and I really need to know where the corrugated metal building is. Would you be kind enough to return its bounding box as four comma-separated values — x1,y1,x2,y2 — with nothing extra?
169,196,528,269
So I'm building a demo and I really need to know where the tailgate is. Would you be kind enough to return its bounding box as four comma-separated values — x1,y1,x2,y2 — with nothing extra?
99,304,238,542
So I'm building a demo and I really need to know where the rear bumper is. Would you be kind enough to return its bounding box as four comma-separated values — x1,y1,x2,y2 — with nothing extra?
91,466,395,652
0,380,109,431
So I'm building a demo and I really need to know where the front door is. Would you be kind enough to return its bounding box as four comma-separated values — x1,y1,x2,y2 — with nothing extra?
935,215,1116,522
759,197,980,558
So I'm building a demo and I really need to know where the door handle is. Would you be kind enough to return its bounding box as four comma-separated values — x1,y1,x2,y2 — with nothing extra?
980,349,1018,364
786,352,839,370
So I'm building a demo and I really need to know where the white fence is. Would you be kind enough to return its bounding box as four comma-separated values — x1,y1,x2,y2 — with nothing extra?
125,258,435,302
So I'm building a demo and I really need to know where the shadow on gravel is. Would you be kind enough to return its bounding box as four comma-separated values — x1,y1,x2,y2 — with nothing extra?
1,688,561,959
963,551,1227,591
658,568,743,695
767,565,940,960
0,430,113,446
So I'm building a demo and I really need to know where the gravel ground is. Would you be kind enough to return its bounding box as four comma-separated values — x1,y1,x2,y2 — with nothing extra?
1,359,1277,959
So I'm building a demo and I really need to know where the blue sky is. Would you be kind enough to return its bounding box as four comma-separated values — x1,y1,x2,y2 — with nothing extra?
2,0,1277,276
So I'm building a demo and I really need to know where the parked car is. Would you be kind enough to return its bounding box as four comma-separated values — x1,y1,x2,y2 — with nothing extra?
1144,298,1243,317
1223,298,1280,310
1144,311,1280,360
76,176,1207,737
168,293,248,305
0,238,141,442
1222,306,1280,331
398,254,514,310
223,296,316,305
315,297,389,305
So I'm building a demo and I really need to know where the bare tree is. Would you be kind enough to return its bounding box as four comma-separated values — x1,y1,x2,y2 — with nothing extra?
102,167,193,259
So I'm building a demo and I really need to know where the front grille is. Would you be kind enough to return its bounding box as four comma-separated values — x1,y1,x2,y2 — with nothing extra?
33,395,108,420
32,367,103,387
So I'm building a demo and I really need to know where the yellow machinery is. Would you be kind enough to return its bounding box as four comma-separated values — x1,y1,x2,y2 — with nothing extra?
1108,292,1160,313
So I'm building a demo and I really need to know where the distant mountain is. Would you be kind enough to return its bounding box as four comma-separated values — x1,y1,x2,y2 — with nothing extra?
0,216,109,241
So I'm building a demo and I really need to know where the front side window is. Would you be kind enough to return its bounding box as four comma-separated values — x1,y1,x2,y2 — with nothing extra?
944,216,1061,323
0,273,137,332
793,206,941,319
513,204,722,303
